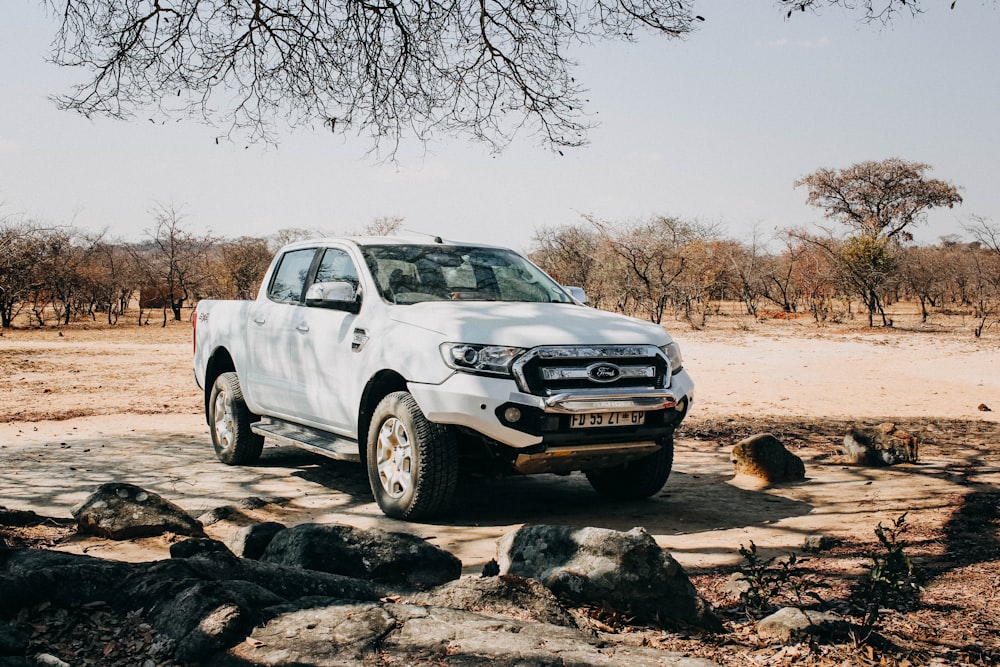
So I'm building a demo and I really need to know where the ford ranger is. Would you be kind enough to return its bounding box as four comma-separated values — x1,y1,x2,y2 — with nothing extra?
192,237,694,520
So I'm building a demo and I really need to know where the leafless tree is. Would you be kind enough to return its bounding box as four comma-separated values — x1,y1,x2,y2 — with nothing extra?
965,215,1000,257
138,204,215,325
962,216,1000,336
530,223,604,305
777,0,922,22
720,227,772,317
86,235,140,324
216,236,274,300
269,227,325,249
900,243,952,323
35,227,99,326
41,0,699,155
590,215,717,325
789,228,900,327
794,158,962,242
362,216,405,237
0,220,48,328
758,235,808,314
37,1,982,154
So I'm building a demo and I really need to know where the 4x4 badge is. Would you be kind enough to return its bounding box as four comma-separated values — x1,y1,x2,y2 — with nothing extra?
587,363,621,383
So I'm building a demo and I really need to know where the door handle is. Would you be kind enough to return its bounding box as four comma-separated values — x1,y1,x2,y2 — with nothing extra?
252,316,266,325
295,323,310,333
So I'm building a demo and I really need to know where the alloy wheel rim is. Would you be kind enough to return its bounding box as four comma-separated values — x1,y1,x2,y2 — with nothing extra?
376,417,413,499
213,390,234,449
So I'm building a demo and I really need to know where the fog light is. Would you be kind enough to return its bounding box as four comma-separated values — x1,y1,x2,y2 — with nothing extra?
503,407,522,423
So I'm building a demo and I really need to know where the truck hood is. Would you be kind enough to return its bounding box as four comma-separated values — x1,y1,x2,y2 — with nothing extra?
387,302,673,347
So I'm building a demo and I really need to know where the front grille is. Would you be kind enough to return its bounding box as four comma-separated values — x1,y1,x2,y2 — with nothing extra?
512,345,668,396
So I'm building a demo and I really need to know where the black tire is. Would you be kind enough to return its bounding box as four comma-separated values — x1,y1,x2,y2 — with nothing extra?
585,434,674,500
209,371,264,465
366,391,458,520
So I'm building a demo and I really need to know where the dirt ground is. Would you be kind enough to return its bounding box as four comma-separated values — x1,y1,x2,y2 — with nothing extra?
2,309,999,665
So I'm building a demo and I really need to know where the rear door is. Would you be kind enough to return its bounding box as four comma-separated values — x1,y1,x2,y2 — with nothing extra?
245,247,318,416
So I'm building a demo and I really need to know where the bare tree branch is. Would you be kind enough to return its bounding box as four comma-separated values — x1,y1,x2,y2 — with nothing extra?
41,0,699,154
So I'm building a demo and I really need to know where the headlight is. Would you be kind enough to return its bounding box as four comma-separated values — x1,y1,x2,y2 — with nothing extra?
441,343,524,376
661,342,683,374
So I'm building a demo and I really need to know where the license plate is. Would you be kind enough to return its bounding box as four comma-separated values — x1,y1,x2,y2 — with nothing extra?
570,411,645,429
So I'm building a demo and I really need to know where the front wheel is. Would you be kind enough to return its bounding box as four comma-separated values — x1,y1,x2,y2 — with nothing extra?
366,391,458,520
209,372,264,465
585,435,674,500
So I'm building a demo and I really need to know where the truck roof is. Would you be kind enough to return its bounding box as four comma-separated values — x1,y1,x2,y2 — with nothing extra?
280,235,510,251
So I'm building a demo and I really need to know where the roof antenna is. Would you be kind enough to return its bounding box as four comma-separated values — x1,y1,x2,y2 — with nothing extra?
404,229,445,244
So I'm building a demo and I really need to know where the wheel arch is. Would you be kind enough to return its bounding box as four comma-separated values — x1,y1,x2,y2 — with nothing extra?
204,347,236,425
358,370,409,457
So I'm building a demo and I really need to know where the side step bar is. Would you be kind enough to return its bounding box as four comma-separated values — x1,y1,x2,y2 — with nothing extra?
251,419,361,463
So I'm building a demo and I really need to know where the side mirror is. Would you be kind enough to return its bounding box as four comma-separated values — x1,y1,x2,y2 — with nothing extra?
305,281,361,313
563,286,589,305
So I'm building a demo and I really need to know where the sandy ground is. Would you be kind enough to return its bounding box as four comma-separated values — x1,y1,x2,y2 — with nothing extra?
1,315,999,577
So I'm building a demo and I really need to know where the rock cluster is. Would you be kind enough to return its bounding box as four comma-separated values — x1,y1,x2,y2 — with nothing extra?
1,484,718,666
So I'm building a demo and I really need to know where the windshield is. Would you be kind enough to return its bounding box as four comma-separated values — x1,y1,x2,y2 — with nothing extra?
360,244,575,305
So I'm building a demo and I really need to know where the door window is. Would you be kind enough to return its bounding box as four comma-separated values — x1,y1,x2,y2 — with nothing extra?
267,248,316,303
314,248,360,288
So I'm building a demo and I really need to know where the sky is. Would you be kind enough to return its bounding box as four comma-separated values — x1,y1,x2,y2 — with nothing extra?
1,1,998,252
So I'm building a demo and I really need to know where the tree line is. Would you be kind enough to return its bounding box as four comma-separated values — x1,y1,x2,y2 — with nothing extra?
1,205,267,328
532,159,998,337
2,161,997,335
4,212,998,335
531,214,1000,336
0,208,403,328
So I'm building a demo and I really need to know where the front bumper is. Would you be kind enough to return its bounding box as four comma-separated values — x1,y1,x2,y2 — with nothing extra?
407,369,694,450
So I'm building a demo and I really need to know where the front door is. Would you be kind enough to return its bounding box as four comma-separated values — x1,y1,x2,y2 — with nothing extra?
288,247,368,437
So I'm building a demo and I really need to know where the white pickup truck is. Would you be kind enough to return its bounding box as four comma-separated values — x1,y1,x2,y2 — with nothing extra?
193,237,694,520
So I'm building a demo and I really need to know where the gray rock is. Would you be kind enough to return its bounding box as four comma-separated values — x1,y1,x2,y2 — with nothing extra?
227,601,716,666
72,482,204,539
2,538,719,666
731,434,806,484
757,606,850,643
0,507,51,528
170,537,234,559
842,423,919,466
803,534,837,553
410,573,577,627
225,521,286,559
237,496,285,510
228,601,396,665
497,525,720,629
0,548,136,613
261,523,461,589
145,580,284,663
197,505,237,526
116,551,386,613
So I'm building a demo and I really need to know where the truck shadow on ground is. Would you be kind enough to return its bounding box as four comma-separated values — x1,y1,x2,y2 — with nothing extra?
278,440,813,537
442,470,813,534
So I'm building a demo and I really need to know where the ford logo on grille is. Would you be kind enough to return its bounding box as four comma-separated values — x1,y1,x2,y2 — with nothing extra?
587,363,622,383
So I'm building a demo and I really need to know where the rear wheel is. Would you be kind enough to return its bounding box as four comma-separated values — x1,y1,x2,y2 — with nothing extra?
209,372,264,465
366,391,458,520
585,435,674,500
